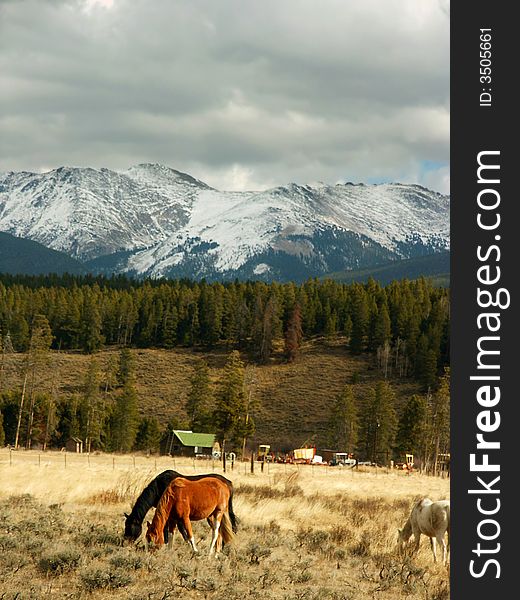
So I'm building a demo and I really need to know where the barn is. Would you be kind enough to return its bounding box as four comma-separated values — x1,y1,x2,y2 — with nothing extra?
162,430,219,458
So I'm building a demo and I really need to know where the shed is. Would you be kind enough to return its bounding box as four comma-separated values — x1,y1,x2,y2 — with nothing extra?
163,430,219,457
65,437,83,453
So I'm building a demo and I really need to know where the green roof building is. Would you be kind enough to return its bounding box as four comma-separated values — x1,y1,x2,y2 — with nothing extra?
163,430,219,457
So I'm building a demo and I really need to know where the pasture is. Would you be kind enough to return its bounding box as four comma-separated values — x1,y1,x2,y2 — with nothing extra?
0,450,450,599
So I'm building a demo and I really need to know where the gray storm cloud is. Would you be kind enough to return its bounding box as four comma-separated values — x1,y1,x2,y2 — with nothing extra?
0,0,449,192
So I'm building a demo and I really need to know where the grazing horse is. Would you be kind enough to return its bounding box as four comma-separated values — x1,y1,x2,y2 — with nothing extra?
123,470,237,543
398,498,450,564
146,477,234,555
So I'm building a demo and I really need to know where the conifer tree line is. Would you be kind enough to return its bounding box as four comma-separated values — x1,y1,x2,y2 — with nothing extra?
0,273,449,459
0,344,256,457
328,368,450,472
0,274,449,383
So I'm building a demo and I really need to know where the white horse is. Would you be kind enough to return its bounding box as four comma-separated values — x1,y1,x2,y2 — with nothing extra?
398,498,450,564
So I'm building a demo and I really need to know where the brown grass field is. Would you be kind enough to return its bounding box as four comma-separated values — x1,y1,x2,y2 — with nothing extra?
0,450,450,599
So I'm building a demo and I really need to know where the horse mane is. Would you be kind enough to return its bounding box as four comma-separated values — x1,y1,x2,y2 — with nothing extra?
127,470,179,525
412,496,430,511
149,482,177,538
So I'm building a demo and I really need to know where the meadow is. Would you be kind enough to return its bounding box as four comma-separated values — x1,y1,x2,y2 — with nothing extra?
0,450,450,599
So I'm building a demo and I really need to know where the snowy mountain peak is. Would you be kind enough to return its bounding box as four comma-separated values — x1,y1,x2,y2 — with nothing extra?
0,164,449,282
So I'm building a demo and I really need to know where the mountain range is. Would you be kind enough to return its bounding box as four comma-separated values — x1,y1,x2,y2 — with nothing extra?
0,164,449,282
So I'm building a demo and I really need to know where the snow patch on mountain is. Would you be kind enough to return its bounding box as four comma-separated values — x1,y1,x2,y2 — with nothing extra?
0,165,449,280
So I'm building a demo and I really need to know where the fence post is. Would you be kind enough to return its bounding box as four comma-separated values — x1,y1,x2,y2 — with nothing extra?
64,452,67,469
112,457,115,470
9,447,12,466
250,453,254,473
133,456,136,469
38,454,41,467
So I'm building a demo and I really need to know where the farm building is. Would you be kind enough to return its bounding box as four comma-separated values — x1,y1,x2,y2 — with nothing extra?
65,437,83,453
161,430,220,458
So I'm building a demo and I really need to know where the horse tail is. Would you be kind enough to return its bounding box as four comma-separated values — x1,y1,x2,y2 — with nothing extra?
228,491,238,533
445,504,450,548
220,512,235,545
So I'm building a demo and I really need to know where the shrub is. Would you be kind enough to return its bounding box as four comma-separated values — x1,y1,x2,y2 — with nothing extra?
80,564,132,591
350,530,372,557
109,551,143,570
38,547,81,575
246,540,272,564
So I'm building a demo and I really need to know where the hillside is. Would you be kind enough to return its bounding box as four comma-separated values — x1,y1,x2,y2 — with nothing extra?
327,251,450,286
0,339,422,452
0,232,87,276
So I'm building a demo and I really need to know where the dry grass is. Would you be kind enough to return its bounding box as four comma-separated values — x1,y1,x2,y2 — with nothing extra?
0,450,450,599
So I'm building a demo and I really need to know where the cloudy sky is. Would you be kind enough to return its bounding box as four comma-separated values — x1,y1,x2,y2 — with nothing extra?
0,0,449,192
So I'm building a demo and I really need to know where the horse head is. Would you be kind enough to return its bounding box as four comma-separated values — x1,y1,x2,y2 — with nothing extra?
145,520,163,551
123,513,143,543
397,527,410,555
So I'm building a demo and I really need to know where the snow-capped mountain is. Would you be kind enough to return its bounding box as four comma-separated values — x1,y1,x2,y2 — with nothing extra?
0,164,449,281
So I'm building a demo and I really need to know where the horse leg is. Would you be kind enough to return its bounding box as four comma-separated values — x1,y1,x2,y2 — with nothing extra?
413,532,421,555
167,522,177,550
208,514,222,556
177,519,189,541
438,535,447,565
430,537,437,562
182,517,197,553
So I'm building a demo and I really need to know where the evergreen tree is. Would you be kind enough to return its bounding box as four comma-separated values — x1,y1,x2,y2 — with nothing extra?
395,394,428,458
81,356,104,452
328,385,358,454
284,303,303,362
213,351,246,454
350,286,368,354
253,294,277,362
185,360,214,432
10,314,30,351
343,314,353,339
363,381,398,464
134,417,161,453
80,294,103,353
415,334,438,391
111,382,139,452
429,367,450,474
53,395,80,447
373,301,392,349
17,315,53,449
162,308,178,349
117,347,134,387
237,365,258,458
0,391,19,445
188,302,200,346
0,332,14,390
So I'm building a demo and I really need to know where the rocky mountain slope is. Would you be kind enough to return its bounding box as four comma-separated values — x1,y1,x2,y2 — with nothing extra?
0,164,449,281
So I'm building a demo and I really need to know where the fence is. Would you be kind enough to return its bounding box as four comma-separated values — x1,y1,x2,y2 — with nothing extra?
0,448,450,480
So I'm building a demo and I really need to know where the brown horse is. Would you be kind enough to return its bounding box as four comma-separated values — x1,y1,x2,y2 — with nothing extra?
146,477,234,555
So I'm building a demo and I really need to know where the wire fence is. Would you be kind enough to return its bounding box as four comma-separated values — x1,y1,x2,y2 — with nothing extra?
0,448,450,480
